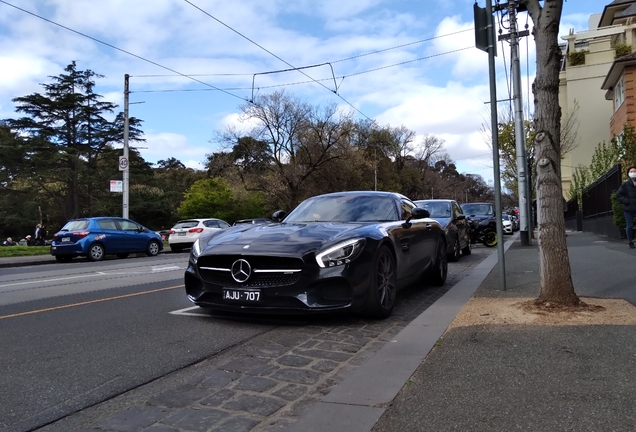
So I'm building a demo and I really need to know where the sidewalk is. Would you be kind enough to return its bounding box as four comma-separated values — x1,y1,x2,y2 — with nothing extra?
292,231,636,432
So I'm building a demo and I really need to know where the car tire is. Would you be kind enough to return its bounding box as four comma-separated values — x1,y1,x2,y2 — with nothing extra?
461,237,472,255
87,244,105,261
55,255,73,263
482,231,498,247
146,240,160,257
448,236,461,262
363,245,397,319
429,237,448,286
117,253,129,259
171,246,182,254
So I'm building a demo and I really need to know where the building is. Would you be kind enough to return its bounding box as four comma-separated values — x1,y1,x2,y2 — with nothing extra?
559,0,636,197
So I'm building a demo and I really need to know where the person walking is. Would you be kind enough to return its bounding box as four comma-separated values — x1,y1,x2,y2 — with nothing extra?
616,165,636,248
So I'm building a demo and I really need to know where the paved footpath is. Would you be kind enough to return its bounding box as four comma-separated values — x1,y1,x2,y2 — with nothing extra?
27,244,500,432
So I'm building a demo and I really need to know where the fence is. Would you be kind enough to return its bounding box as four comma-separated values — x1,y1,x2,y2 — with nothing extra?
564,164,623,238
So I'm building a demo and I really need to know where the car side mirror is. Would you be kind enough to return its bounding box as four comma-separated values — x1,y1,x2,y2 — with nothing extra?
411,208,430,219
272,210,287,223
456,214,466,220
404,207,430,226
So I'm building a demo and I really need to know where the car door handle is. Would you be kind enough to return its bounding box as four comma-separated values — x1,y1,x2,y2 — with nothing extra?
425,224,433,230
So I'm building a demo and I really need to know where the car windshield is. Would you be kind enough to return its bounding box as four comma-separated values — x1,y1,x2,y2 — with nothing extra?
461,204,494,216
60,220,89,231
284,195,399,223
415,201,451,218
502,214,510,220
173,220,200,229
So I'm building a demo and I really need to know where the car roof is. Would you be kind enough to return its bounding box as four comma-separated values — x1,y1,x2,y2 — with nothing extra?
313,191,408,200
414,199,454,203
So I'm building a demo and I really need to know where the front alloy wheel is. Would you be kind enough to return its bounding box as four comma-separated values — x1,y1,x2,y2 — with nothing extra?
146,240,160,257
364,246,396,319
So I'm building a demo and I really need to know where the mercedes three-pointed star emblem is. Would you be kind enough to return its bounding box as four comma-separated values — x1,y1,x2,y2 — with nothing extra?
230,259,252,283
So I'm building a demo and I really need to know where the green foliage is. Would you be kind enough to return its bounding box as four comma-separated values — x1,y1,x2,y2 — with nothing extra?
177,177,266,223
611,191,626,232
614,43,632,59
568,139,621,205
568,50,587,66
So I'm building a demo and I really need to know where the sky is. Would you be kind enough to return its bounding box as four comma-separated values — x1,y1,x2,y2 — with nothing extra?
0,0,608,186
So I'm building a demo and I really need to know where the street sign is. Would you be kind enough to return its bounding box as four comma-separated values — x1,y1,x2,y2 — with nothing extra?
118,156,129,171
110,180,123,192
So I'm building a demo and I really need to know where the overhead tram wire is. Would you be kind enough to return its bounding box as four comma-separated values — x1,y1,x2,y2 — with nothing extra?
132,27,475,79
131,47,474,94
0,0,248,103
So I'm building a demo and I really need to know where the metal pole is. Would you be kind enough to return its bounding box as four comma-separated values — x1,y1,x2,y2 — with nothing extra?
123,74,130,219
509,2,531,246
487,0,507,291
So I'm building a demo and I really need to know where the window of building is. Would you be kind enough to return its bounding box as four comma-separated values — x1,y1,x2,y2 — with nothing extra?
615,76,625,110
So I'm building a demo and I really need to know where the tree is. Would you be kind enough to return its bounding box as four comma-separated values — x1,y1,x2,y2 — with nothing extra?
4,62,144,221
215,90,355,209
523,0,578,305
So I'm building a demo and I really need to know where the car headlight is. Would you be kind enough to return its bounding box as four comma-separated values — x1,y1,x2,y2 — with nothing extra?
190,238,203,264
316,238,365,268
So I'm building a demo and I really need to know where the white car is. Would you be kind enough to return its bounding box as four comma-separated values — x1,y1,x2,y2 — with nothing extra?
501,215,513,234
168,218,230,253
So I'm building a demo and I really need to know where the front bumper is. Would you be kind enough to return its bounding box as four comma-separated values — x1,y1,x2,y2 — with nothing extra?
184,253,372,314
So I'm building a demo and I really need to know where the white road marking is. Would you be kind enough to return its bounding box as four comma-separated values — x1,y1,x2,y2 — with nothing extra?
169,306,209,317
0,266,185,289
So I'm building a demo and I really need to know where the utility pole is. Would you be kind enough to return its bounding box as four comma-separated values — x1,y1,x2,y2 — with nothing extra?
122,74,130,219
499,1,531,245
475,0,506,291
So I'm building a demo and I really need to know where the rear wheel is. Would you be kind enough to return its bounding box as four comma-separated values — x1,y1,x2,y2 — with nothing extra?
461,234,472,255
87,244,105,261
363,246,397,319
429,238,448,286
448,236,461,262
482,231,497,247
117,253,129,259
146,240,160,257
55,255,73,263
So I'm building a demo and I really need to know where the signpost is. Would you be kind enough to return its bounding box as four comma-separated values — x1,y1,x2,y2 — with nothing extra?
110,180,123,193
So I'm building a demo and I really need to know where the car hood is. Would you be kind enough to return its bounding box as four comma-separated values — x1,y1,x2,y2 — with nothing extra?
199,222,371,256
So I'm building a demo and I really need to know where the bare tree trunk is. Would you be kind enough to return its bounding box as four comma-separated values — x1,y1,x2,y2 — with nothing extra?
524,0,578,305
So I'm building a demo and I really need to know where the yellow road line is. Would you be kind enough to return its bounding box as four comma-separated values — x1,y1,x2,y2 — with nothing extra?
0,284,184,320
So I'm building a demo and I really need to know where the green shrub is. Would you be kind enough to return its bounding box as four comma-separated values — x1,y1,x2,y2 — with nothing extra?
614,43,632,59
568,50,587,66
611,191,626,238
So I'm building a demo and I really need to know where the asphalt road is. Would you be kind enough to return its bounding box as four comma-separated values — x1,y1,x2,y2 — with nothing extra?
0,245,497,432
0,255,281,432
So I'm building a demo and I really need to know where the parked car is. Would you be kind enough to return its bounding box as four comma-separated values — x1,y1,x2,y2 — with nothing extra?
232,218,272,226
50,217,163,262
501,214,514,234
413,199,471,261
460,202,498,247
184,191,448,319
169,218,230,253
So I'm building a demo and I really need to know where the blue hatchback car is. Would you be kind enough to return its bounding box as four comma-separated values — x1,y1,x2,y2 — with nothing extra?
50,217,163,263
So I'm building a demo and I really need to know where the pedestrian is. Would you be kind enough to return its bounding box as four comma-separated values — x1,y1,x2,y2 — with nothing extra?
2,237,17,246
25,235,33,246
34,224,47,246
616,165,636,248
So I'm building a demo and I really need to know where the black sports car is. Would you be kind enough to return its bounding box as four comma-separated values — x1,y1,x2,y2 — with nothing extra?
184,191,448,318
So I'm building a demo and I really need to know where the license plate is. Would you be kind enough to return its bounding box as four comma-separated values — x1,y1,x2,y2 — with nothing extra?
223,289,261,303
178,232,186,236
62,237,70,242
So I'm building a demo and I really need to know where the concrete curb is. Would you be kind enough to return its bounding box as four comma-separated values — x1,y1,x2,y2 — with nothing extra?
285,234,518,432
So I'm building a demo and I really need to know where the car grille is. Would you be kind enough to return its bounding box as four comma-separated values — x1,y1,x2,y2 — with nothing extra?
197,255,304,287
